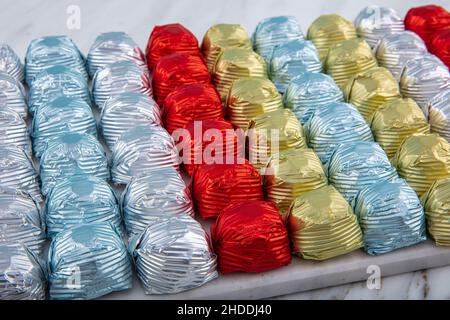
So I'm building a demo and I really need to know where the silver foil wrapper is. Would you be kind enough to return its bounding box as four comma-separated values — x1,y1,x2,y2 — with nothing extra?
0,71,27,118
284,72,343,125
0,106,32,156
39,132,109,196
354,178,426,255
48,223,132,300
304,102,374,163
0,44,24,83
428,89,450,141
129,215,218,295
87,31,147,78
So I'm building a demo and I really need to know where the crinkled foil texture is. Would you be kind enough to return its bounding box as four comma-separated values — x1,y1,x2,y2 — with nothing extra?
0,106,31,156
405,5,450,44
0,44,24,83
428,89,450,141
0,71,27,118
429,29,450,69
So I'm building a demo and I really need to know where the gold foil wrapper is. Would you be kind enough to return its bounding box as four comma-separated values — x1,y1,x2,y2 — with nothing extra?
287,185,363,260
225,77,283,128
392,133,450,197
371,98,430,159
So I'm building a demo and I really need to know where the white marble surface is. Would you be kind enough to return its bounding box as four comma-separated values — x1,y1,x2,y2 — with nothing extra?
1,0,449,300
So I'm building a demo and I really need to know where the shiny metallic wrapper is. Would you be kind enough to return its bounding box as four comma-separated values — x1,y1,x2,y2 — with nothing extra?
263,148,328,222
25,35,87,86
370,97,430,159
48,223,132,300
45,176,122,240
32,96,97,159
87,31,147,78
0,106,32,156
287,185,363,260
392,133,450,197
354,178,426,255
328,141,398,203
100,92,161,151
427,89,450,141
283,72,343,125
129,215,217,295
0,44,24,83
0,71,27,118
304,102,374,164
0,244,47,300
39,132,109,196
269,39,322,93
354,6,405,48
225,77,283,128
111,125,179,185
122,167,194,237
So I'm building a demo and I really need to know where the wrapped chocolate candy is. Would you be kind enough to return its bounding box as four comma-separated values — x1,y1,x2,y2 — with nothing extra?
213,48,267,102
422,177,450,246
427,89,450,141
111,125,179,185
201,24,252,72
307,14,357,62
87,31,146,77
39,132,109,196
100,92,161,150
211,200,291,273
192,161,263,220
354,179,426,255
146,23,199,70
287,185,363,260
269,39,322,93
392,133,450,197
45,176,122,240
405,5,450,45
263,148,328,222
429,29,450,68
0,44,24,83
32,96,97,159
304,102,373,164
129,215,217,294
328,141,398,203
225,77,283,128
0,244,46,300
370,97,430,158
253,16,304,63
0,106,31,156
162,83,224,135
283,72,343,125
25,35,87,85
48,223,132,300
0,71,27,118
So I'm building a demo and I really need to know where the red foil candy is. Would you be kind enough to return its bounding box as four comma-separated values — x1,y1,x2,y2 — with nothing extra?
192,161,263,220
405,5,450,44
429,29,450,68
211,200,292,273
146,23,199,70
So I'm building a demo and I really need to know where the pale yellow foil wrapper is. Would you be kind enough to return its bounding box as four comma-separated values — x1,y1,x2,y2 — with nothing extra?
421,177,450,246
213,48,268,102
325,38,378,89
371,98,430,159
307,14,357,62
392,133,450,197
201,24,252,73
263,148,328,222
287,185,363,260
226,77,283,128
344,67,401,121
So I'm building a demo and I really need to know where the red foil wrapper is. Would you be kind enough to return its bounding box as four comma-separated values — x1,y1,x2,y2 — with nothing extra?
211,200,292,273
146,23,199,70
405,5,450,44
429,29,450,68
193,161,263,220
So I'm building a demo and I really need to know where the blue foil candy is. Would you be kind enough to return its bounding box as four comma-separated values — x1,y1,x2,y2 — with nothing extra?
0,71,27,118
0,106,32,157
0,44,24,83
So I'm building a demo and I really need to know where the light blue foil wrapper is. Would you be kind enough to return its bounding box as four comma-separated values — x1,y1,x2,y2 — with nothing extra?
284,72,343,125
0,44,24,83
100,92,161,151
354,178,426,255
25,35,87,86
304,102,374,163
122,167,194,237
48,223,132,300
111,125,179,185
28,65,91,115
39,132,109,196
428,89,450,141
129,215,218,295
269,39,322,93
0,71,27,118
253,16,304,63
0,106,32,157
87,31,147,78
32,96,97,159
328,141,398,204
0,244,47,300
45,175,122,240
